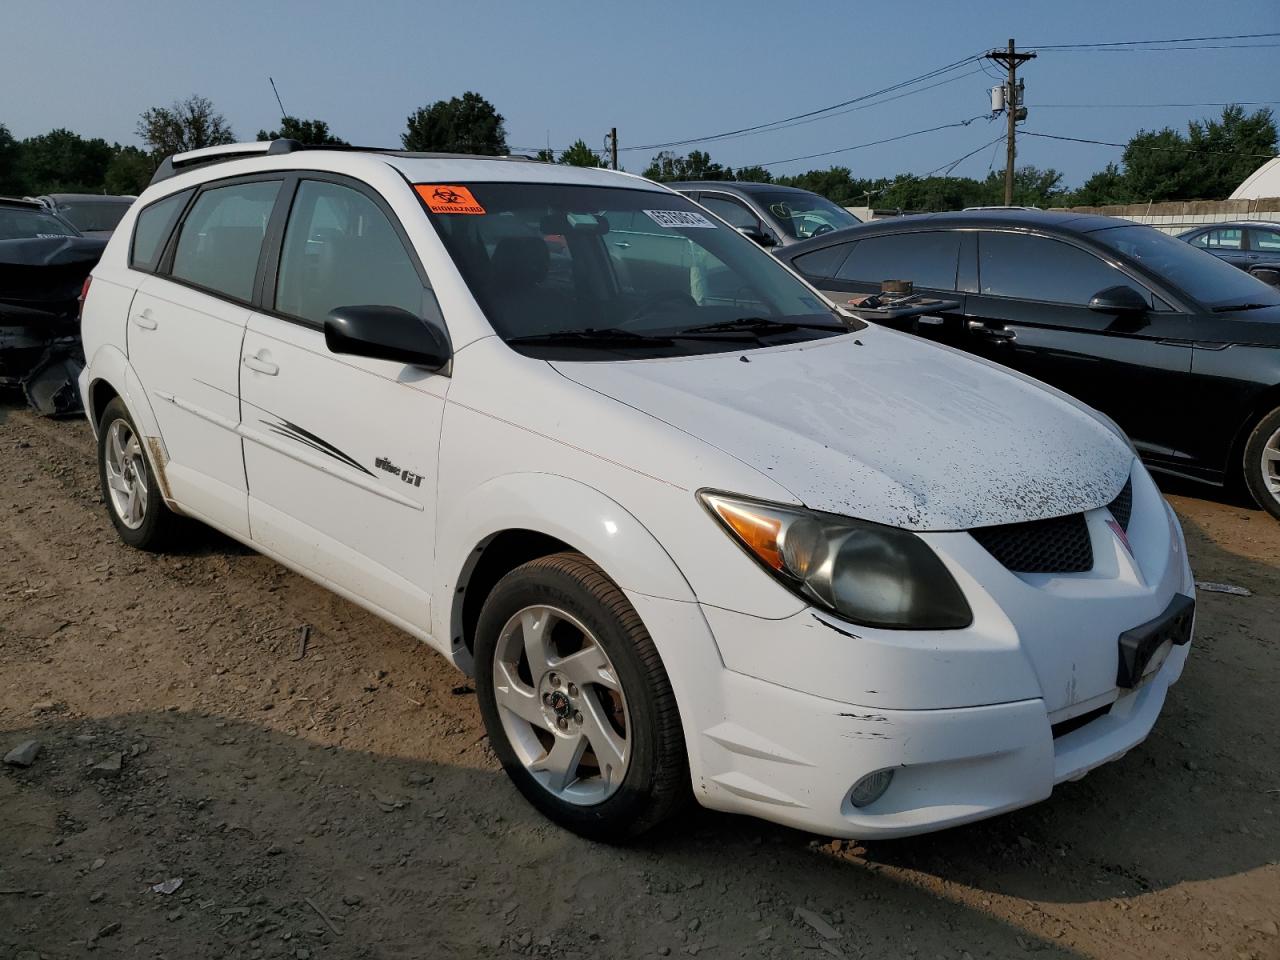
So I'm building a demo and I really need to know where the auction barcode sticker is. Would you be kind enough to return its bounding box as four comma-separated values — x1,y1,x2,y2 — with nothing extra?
643,209,717,228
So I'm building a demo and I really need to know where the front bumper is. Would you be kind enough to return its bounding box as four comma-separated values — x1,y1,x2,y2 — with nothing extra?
627,468,1195,839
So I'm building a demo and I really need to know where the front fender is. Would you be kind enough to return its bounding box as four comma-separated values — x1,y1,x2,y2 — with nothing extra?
434,472,698,649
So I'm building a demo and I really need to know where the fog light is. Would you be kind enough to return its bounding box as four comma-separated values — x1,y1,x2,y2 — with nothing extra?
849,769,894,808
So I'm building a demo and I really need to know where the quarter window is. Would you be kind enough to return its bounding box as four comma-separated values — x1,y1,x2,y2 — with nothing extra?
978,232,1142,306
274,180,425,325
170,181,281,302
836,232,960,290
130,190,191,272
792,243,852,279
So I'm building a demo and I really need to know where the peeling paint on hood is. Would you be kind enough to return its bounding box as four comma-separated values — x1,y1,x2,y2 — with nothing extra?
553,329,1133,531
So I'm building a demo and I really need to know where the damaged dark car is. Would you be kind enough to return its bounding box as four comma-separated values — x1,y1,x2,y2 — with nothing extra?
0,197,105,415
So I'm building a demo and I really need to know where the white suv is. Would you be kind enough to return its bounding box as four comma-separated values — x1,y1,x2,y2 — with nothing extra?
79,141,1195,841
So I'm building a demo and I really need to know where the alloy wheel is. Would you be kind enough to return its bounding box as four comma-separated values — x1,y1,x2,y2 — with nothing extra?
1262,424,1280,506
490,604,631,805
103,418,148,530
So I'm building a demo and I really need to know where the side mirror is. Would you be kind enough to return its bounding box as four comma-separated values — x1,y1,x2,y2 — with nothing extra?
736,225,777,248
324,305,451,370
1088,285,1149,315
1251,267,1280,288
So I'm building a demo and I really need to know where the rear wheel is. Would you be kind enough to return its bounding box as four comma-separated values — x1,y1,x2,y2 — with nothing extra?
474,552,689,842
1243,406,1280,522
97,397,180,549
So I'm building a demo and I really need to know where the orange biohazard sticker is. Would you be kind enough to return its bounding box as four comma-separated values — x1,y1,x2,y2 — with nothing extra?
415,184,486,214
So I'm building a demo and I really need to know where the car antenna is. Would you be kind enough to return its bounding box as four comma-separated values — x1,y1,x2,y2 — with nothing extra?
269,77,287,122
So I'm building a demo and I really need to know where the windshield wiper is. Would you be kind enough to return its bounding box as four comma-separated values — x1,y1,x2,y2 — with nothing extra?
505,328,674,347
1211,302,1275,313
676,316,848,336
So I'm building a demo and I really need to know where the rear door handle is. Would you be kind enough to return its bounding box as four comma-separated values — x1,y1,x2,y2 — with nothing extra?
917,314,945,326
242,353,279,376
967,320,1016,342
131,311,157,330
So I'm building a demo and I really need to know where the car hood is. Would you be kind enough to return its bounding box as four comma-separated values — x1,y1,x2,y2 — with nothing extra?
552,330,1133,531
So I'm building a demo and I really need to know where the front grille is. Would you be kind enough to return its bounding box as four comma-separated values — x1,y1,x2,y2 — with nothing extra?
971,512,1094,574
1109,477,1133,530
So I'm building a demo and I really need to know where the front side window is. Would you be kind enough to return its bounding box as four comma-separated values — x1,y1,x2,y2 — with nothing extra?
130,190,191,272
0,206,79,240
979,232,1140,306
274,180,424,325
837,232,960,291
757,192,861,240
170,180,281,302
1092,224,1280,309
1249,228,1280,253
699,195,760,230
423,182,846,359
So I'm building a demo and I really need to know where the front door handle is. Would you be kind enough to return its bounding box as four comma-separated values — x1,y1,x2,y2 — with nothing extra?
916,314,945,327
967,320,1016,343
242,353,279,376
131,311,157,330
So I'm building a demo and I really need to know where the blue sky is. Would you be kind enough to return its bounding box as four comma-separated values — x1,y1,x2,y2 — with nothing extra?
3,0,1276,187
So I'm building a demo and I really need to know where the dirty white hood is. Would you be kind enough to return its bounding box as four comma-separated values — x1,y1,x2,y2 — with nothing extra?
553,329,1133,531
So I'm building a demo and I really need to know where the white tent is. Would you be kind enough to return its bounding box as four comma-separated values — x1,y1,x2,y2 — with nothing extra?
1231,157,1280,200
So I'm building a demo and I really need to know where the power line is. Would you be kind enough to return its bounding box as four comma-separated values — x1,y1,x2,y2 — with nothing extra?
752,114,992,168
1042,43,1280,52
1028,31,1280,49
1020,130,1279,158
1036,100,1280,109
621,52,985,153
926,134,1008,177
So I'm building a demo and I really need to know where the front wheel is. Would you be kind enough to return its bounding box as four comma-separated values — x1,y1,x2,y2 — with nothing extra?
1243,406,1280,522
474,553,689,842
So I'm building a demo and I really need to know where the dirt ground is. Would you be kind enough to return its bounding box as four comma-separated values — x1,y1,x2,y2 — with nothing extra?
0,398,1276,960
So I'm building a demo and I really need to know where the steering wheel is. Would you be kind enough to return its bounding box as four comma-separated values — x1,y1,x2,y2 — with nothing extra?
811,223,834,237
619,290,697,328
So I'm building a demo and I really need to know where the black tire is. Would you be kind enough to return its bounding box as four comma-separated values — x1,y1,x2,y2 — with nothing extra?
474,552,690,842
97,397,181,550
1243,405,1280,522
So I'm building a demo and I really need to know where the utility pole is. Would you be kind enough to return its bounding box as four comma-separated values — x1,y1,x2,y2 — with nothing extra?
608,127,619,170
985,39,1035,205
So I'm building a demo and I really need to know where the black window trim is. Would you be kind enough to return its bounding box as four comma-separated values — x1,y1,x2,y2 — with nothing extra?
156,172,290,309
128,187,196,275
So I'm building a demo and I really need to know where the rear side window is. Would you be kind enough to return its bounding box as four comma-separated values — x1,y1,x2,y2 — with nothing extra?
274,180,425,325
979,232,1141,306
130,191,191,272
836,232,960,290
170,181,281,302
1250,228,1280,253
792,243,852,279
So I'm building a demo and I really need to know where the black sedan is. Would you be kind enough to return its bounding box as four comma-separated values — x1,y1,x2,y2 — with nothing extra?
1177,221,1280,287
778,210,1280,520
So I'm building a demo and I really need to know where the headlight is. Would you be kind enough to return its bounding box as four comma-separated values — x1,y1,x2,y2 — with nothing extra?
700,492,972,630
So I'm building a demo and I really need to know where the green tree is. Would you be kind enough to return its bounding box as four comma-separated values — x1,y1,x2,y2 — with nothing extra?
534,147,556,163
775,167,876,206
0,123,23,195
16,128,115,193
733,165,773,183
558,138,603,167
978,165,1067,208
402,92,507,155
1185,105,1276,199
257,116,347,145
105,146,155,195
137,95,235,157
643,149,733,182
1071,162,1130,206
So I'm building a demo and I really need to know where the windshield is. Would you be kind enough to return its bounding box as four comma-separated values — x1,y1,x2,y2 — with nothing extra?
758,192,861,240
1092,224,1280,309
58,199,132,233
0,206,79,240
422,182,847,359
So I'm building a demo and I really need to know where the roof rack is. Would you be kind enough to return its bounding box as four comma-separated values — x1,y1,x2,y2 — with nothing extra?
149,140,538,186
